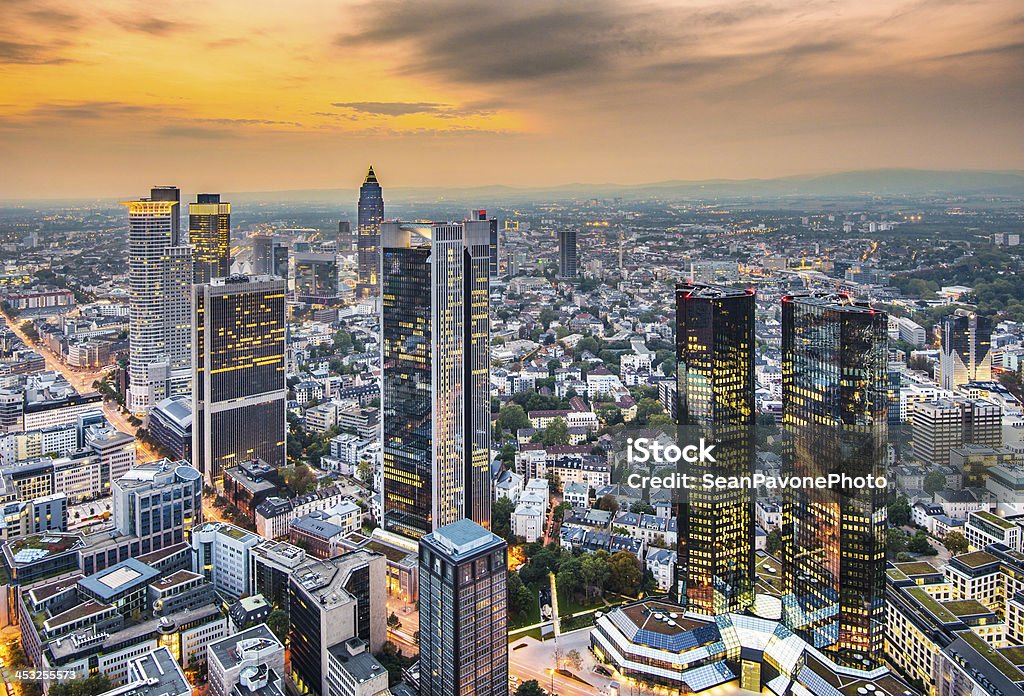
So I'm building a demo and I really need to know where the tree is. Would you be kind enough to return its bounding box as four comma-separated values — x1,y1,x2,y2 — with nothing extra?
283,463,317,496
497,404,531,434
556,556,583,598
49,674,112,696
594,494,619,514
542,418,570,446
908,531,938,556
923,470,947,496
887,528,908,558
888,494,911,527
943,531,969,555
492,496,515,542
356,459,373,483
606,551,643,596
266,609,289,644
579,551,610,600
387,611,402,628
565,649,584,671
508,572,534,618
765,529,784,555
515,681,546,696
552,501,572,522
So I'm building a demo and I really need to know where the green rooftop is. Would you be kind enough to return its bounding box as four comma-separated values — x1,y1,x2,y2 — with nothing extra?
973,510,1016,530
957,630,1024,682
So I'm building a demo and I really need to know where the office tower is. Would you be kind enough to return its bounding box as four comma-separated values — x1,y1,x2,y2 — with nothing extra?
192,521,263,600
780,293,888,665
337,220,352,252
940,310,993,391
252,235,289,280
112,459,203,554
288,551,386,696
674,283,755,615
912,398,1002,466
123,187,193,414
356,166,384,298
418,519,508,696
380,220,491,540
189,193,231,283
558,227,577,278
471,209,500,279
192,275,287,485
293,252,339,303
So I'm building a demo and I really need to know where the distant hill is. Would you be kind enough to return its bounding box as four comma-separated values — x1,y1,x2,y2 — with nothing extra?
224,169,1024,204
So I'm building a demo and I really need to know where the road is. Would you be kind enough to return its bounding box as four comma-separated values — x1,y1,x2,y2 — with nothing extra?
509,628,619,696
1,309,160,463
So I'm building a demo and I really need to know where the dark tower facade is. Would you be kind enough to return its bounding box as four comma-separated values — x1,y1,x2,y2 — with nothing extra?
252,235,289,280
780,293,888,665
337,220,352,252
674,283,755,616
558,227,577,278
418,519,507,696
356,166,384,298
189,193,231,283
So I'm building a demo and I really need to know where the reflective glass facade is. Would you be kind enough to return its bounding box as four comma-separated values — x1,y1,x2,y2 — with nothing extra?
780,293,888,665
675,283,755,615
188,193,231,284
357,166,383,298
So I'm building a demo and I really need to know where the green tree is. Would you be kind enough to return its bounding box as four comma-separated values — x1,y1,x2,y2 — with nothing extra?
580,551,610,600
283,464,317,496
943,531,969,555
888,494,911,527
49,674,112,696
887,528,908,558
908,531,938,555
266,609,289,644
542,418,570,446
556,556,583,598
507,571,533,618
515,681,546,696
492,496,515,542
606,551,643,596
594,494,619,514
498,404,531,434
923,470,947,496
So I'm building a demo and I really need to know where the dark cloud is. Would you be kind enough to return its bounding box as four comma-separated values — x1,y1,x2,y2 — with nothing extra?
110,15,188,36
331,102,449,116
24,7,84,30
197,117,304,127
336,0,660,84
157,125,239,139
934,40,1024,61
0,39,72,65
29,101,160,120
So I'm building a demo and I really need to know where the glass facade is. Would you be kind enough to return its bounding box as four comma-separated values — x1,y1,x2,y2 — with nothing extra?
939,310,993,390
293,253,338,303
780,293,888,665
558,227,577,278
674,283,756,615
193,275,287,484
188,193,231,284
357,166,384,298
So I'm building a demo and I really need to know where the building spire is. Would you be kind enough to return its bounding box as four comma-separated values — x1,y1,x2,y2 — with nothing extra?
364,165,378,184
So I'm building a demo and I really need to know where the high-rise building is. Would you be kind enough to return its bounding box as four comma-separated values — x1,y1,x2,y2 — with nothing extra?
251,235,289,280
356,166,383,298
189,193,231,283
192,275,287,485
418,519,508,696
470,209,500,279
288,551,386,696
558,227,577,278
380,220,491,540
293,252,338,303
674,283,755,615
780,293,888,665
911,398,1002,466
940,310,993,391
337,220,352,252
123,186,193,414
111,459,203,556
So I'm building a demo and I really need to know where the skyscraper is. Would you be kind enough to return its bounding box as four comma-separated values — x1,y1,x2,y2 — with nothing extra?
558,227,577,278
192,275,287,485
418,519,507,696
780,293,888,665
189,193,231,283
337,220,352,252
939,309,993,391
380,220,491,540
251,235,289,280
470,209,500,279
356,166,383,298
292,252,338,303
123,186,193,415
674,283,755,616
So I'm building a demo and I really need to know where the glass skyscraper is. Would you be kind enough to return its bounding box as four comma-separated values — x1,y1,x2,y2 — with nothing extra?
674,283,755,615
123,186,193,414
380,220,491,540
356,166,384,298
292,252,338,303
558,227,578,278
251,234,289,280
418,519,508,696
780,293,888,665
192,274,287,485
939,309,993,390
188,193,231,283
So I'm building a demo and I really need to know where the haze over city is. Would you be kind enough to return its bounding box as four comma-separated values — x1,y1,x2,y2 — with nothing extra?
1,0,1023,198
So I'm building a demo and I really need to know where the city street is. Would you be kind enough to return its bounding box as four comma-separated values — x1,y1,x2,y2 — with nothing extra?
509,628,619,696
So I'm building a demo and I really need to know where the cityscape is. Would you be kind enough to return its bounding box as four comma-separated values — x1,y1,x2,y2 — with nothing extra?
1,2,1024,696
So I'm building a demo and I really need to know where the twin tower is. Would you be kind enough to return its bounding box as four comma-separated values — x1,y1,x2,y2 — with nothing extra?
675,284,889,665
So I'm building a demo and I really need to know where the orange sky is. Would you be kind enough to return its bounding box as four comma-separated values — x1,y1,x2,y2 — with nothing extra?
0,0,1022,198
